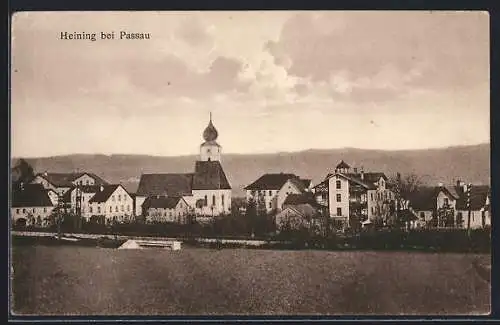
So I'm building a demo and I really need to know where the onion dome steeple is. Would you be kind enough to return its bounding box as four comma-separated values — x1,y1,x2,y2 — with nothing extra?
203,112,218,142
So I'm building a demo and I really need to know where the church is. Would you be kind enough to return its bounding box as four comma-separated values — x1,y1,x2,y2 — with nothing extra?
135,114,232,220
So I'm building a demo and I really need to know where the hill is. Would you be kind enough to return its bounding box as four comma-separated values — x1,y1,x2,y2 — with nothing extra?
13,144,490,197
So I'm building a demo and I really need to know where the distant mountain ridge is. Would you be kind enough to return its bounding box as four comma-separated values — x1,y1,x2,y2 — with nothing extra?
13,143,490,198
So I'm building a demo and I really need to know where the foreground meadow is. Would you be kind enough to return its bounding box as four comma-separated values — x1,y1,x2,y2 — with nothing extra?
11,246,490,316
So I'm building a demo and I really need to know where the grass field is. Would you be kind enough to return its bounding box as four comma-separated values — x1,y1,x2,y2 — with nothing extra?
11,246,491,316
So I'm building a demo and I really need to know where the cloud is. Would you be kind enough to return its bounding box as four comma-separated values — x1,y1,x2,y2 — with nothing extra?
265,11,489,102
175,16,213,47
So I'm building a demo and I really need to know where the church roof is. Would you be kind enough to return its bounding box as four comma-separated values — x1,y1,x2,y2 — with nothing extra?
136,174,194,197
136,161,231,196
192,161,231,190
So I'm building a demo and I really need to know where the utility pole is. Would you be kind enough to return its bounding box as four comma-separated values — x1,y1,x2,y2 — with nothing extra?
467,183,472,236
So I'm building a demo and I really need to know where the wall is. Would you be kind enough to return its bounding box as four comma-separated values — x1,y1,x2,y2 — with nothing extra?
436,190,456,209
145,199,190,224
192,189,232,216
457,209,490,229
72,174,97,186
89,186,133,223
135,196,146,217
246,189,279,213
200,144,221,162
11,206,55,227
328,176,349,220
47,190,59,206
276,180,302,212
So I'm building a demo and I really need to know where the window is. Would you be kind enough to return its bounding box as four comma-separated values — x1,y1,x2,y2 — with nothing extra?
269,190,272,196
204,195,208,206
222,195,225,207
86,180,89,185
90,207,93,213
110,206,112,212
337,207,342,216
112,195,115,201
336,194,341,202
121,205,124,212
16,209,19,214
336,180,341,189
443,198,449,206
269,202,272,209
420,212,425,219
98,206,101,213
22,208,26,213
118,195,121,201
115,206,119,212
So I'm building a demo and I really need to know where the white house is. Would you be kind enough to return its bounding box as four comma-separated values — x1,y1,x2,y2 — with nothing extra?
11,183,55,227
312,161,396,229
135,115,232,218
31,172,108,197
244,173,311,214
407,185,458,228
142,196,190,224
454,184,491,229
88,184,134,224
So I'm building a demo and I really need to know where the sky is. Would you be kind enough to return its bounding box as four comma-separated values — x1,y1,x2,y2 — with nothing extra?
11,11,490,158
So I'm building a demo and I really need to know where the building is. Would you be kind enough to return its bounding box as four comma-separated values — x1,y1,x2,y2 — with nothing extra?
30,172,108,196
11,183,55,227
407,185,458,228
275,192,322,232
454,182,491,229
88,184,134,224
135,115,232,219
312,161,395,229
244,173,312,214
142,196,190,224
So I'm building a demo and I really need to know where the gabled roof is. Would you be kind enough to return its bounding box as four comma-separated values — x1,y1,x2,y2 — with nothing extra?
192,160,231,190
244,173,301,190
136,173,193,197
35,172,108,187
408,186,458,211
12,184,54,208
142,196,183,210
88,185,122,203
335,160,351,169
456,185,490,210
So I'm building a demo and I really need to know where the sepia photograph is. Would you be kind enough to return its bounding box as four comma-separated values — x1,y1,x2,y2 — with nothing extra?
10,10,491,317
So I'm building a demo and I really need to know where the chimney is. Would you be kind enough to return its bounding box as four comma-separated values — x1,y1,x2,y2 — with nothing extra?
360,167,364,180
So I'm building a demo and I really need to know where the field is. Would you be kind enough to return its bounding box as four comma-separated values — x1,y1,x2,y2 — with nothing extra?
11,245,490,316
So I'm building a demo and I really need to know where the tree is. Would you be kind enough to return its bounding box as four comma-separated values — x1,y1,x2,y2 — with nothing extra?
388,172,424,228
12,159,35,189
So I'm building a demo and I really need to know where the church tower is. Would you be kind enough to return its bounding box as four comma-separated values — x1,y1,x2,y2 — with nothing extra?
200,113,222,162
